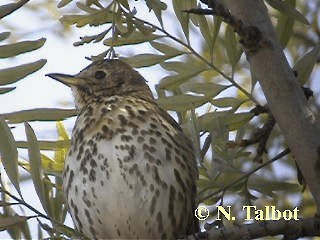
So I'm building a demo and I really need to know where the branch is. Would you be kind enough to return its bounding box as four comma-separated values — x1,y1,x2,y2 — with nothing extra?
198,0,320,213
202,217,320,240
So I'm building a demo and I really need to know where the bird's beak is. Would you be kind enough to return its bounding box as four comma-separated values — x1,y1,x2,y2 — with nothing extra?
46,73,87,87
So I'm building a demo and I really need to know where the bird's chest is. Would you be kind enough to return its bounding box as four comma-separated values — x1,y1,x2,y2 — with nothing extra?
63,98,170,229
64,97,161,190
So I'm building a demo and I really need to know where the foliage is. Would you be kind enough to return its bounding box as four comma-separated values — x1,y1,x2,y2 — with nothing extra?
0,0,319,239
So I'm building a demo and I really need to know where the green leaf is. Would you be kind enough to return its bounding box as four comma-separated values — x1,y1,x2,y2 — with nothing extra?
104,31,163,46
145,0,167,27
117,0,129,10
0,118,21,195
0,87,15,94
275,0,295,47
75,2,97,13
212,17,222,49
224,112,254,130
0,59,47,86
265,0,309,25
0,1,29,19
120,54,169,68
120,50,184,68
198,111,254,131
293,43,320,84
180,82,230,96
157,94,209,111
0,38,46,58
1,108,77,123
158,61,210,89
0,32,10,42
195,14,213,54
225,25,242,68
61,6,114,27
24,122,48,213
16,140,70,150
0,216,27,231
249,176,300,196
41,154,64,174
54,122,69,172
74,29,110,46
172,0,197,43
57,0,73,8
150,41,184,55
211,97,245,109
56,121,69,141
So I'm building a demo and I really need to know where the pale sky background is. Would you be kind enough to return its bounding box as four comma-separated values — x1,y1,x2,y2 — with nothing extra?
0,0,320,239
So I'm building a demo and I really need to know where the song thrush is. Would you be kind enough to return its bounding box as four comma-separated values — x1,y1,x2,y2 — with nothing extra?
47,59,198,239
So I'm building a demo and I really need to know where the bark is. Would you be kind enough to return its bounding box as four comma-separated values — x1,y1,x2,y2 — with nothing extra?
219,0,320,212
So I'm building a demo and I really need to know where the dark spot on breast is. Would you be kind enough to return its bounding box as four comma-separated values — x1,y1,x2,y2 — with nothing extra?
156,212,163,232
149,123,157,129
118,114,128,126
138,109,147,115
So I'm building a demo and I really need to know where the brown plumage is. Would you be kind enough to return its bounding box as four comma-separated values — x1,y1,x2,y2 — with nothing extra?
47,59,198,239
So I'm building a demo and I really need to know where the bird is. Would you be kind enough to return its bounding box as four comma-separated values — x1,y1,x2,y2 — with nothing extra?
46,59,198,239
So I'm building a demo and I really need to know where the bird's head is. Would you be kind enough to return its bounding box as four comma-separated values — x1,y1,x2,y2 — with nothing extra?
46,59,154,109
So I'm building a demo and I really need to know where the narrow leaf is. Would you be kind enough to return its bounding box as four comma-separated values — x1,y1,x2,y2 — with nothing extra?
196,14,213,53
293,43,320,84
265,0,309,24
0,87,15,94
104,31,163,46
121,51,184,68
61,5,114,27
275,0,295,47
41,154,64,174
57,0,73,8
198,111,254,131
56,122,69,141
159,61,209,89
211,97,245,109
157,94,208,111
0,59,47,86
54,122,69,171
225,25,241,68
0,0,29,19
0,216,27,231
24,122,48,213
0,38,46,58
0,118,21,195
180,82,230,96
16,140,70,150
145,0,167,27
172,0,197,43
0,32,10,42
150,41,184,55
1,108,77,123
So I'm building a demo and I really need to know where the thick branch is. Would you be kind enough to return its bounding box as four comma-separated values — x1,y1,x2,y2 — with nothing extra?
203,217,320,240
210,0,320,212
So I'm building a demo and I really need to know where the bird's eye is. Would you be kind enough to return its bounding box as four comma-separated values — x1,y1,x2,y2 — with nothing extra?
94,70,106,79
